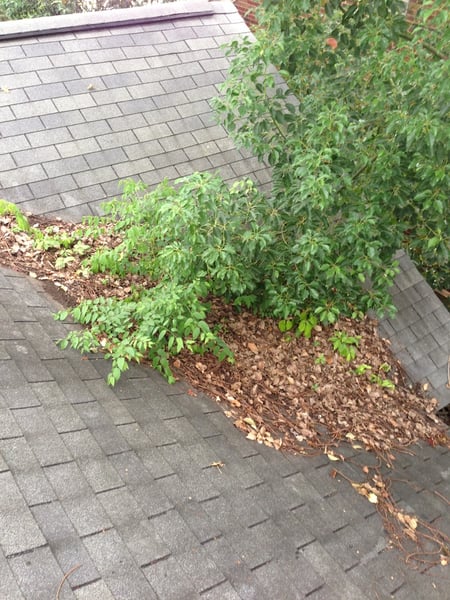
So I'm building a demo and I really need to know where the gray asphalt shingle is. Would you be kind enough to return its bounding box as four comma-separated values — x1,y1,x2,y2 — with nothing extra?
0,258,448,597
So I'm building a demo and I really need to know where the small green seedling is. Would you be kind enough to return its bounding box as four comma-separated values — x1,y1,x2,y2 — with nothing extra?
296,310,318,339
0,199,30,232
315,353,326,366
34,227,75,251
369,373,395,390
329,330,360,361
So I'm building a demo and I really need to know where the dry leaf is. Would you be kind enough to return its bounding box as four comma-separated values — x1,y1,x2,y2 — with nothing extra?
272,438,282,450
226,393,241,407
352,483,367,497
246,431,257,440
404,527,417,541
345,432,355,440
247,342,258,353
1,86,10,93
234,418,246,431
326,452,340,462
368,492,378,504
403,515,418,530
440,556,448,566
396,512,405,524
210,461,224,469
243,416,258,430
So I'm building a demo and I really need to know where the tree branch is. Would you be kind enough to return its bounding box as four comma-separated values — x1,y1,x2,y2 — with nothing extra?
397,32,447,60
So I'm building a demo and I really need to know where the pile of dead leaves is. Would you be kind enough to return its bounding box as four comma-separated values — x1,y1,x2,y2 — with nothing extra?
178,299,448,459
1,211,449,569
0,213,153,306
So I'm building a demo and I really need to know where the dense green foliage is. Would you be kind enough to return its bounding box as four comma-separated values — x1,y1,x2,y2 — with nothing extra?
214,0,449,299
0,199,30,232
0,0,174,20
0,0,77,19
57,175,274,384
52,0,448,384
55,171,363,383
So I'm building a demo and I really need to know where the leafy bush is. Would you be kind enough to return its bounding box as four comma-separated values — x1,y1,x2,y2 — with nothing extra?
214,0,449,313
51,0,449,384
58,168,408,383
0,0,77,19
59,171,383,383
56,174,275,383
0,199,31,232
0,0,176,20
57,279,232,385
329,331,360,362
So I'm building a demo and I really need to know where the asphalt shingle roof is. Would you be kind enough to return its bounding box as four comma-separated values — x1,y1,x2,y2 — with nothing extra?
0,262,449,599
0,0,267,220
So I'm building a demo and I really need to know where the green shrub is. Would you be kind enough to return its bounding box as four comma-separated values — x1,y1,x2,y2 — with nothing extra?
0,199,31,232
59,171,385,383
0,0,178,20
49,0,449,384
56,173,276,384
0,0,77,19
214,0,449,316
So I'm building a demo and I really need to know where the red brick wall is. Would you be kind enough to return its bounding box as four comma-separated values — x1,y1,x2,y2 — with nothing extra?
233,0,260,26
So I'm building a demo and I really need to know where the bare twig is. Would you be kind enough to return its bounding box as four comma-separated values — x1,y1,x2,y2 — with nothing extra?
434,490,450,507
447,357,450,389
56,564,81,600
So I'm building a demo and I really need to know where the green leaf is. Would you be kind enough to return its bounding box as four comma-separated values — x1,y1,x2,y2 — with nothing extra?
278,319,293,332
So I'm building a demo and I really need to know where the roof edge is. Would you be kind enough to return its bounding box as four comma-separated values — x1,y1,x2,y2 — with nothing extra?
0,0,219,41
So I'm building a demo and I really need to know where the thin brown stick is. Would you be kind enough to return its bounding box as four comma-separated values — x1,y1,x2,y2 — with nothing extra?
447,357,450,388
434,490,450,507
56,564,81,600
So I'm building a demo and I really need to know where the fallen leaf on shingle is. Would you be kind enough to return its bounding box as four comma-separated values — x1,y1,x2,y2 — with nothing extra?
326,452,340,461
404,527,417,541
243,416,258,430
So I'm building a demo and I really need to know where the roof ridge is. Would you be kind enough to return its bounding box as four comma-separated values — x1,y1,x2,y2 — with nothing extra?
0,0,231,42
